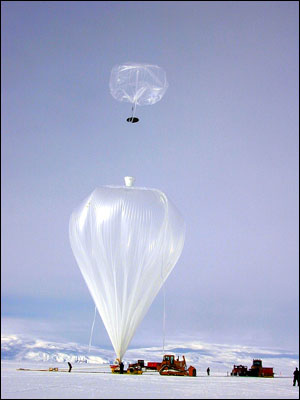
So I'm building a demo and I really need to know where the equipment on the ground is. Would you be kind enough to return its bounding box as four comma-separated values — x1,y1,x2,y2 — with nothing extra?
110,354,196,376
157,354,196,376
110,364,143,374
231,359,274,377
17,368,67,373
231,365,248,376
131,355,196,376
17,367,110,374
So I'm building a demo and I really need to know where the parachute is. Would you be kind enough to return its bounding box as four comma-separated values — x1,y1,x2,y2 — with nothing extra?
69,177,185,361
109,63,168,123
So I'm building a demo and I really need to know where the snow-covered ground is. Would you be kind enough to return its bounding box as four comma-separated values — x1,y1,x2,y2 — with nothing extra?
1,334,299,399
2,361,299,399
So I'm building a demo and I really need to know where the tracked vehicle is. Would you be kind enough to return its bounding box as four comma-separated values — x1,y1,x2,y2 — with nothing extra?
157,355,197,376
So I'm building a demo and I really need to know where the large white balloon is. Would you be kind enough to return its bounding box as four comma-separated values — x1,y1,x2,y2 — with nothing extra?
69,178,185,361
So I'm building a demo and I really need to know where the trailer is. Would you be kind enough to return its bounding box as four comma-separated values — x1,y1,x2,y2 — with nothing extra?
145,362,161,371
124,360,160,371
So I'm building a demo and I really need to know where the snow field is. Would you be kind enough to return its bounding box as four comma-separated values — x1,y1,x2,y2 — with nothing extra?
1,361,299,399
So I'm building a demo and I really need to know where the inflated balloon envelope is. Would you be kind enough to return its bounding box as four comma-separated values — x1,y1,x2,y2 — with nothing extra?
69,177,185,361
109,63,169,123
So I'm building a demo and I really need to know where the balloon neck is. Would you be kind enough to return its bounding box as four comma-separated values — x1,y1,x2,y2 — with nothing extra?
124,176,135,187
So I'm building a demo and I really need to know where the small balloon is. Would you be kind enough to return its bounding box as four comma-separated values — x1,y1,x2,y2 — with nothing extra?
109,63,168,123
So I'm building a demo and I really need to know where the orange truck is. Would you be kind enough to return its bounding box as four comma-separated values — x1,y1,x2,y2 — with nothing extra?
231,359,274,377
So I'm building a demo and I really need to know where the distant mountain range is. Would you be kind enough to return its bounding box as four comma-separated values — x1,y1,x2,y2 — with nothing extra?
1,333,298,376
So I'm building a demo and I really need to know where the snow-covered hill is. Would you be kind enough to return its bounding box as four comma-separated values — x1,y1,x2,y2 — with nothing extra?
1,333,298,376
1,334,111,364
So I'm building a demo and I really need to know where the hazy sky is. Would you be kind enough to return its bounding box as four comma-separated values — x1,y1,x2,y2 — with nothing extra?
2,1,299,353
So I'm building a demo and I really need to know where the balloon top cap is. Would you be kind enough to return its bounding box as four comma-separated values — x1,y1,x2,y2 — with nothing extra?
124,176,135,187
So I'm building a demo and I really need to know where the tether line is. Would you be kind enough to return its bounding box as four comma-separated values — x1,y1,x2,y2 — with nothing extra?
88,305,97,353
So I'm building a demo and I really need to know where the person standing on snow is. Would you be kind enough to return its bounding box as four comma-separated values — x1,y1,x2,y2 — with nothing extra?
207,367,210,376
120,361,124,374
293,367,299,386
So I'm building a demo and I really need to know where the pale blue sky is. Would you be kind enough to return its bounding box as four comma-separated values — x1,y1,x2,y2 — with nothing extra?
2,1,299,352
